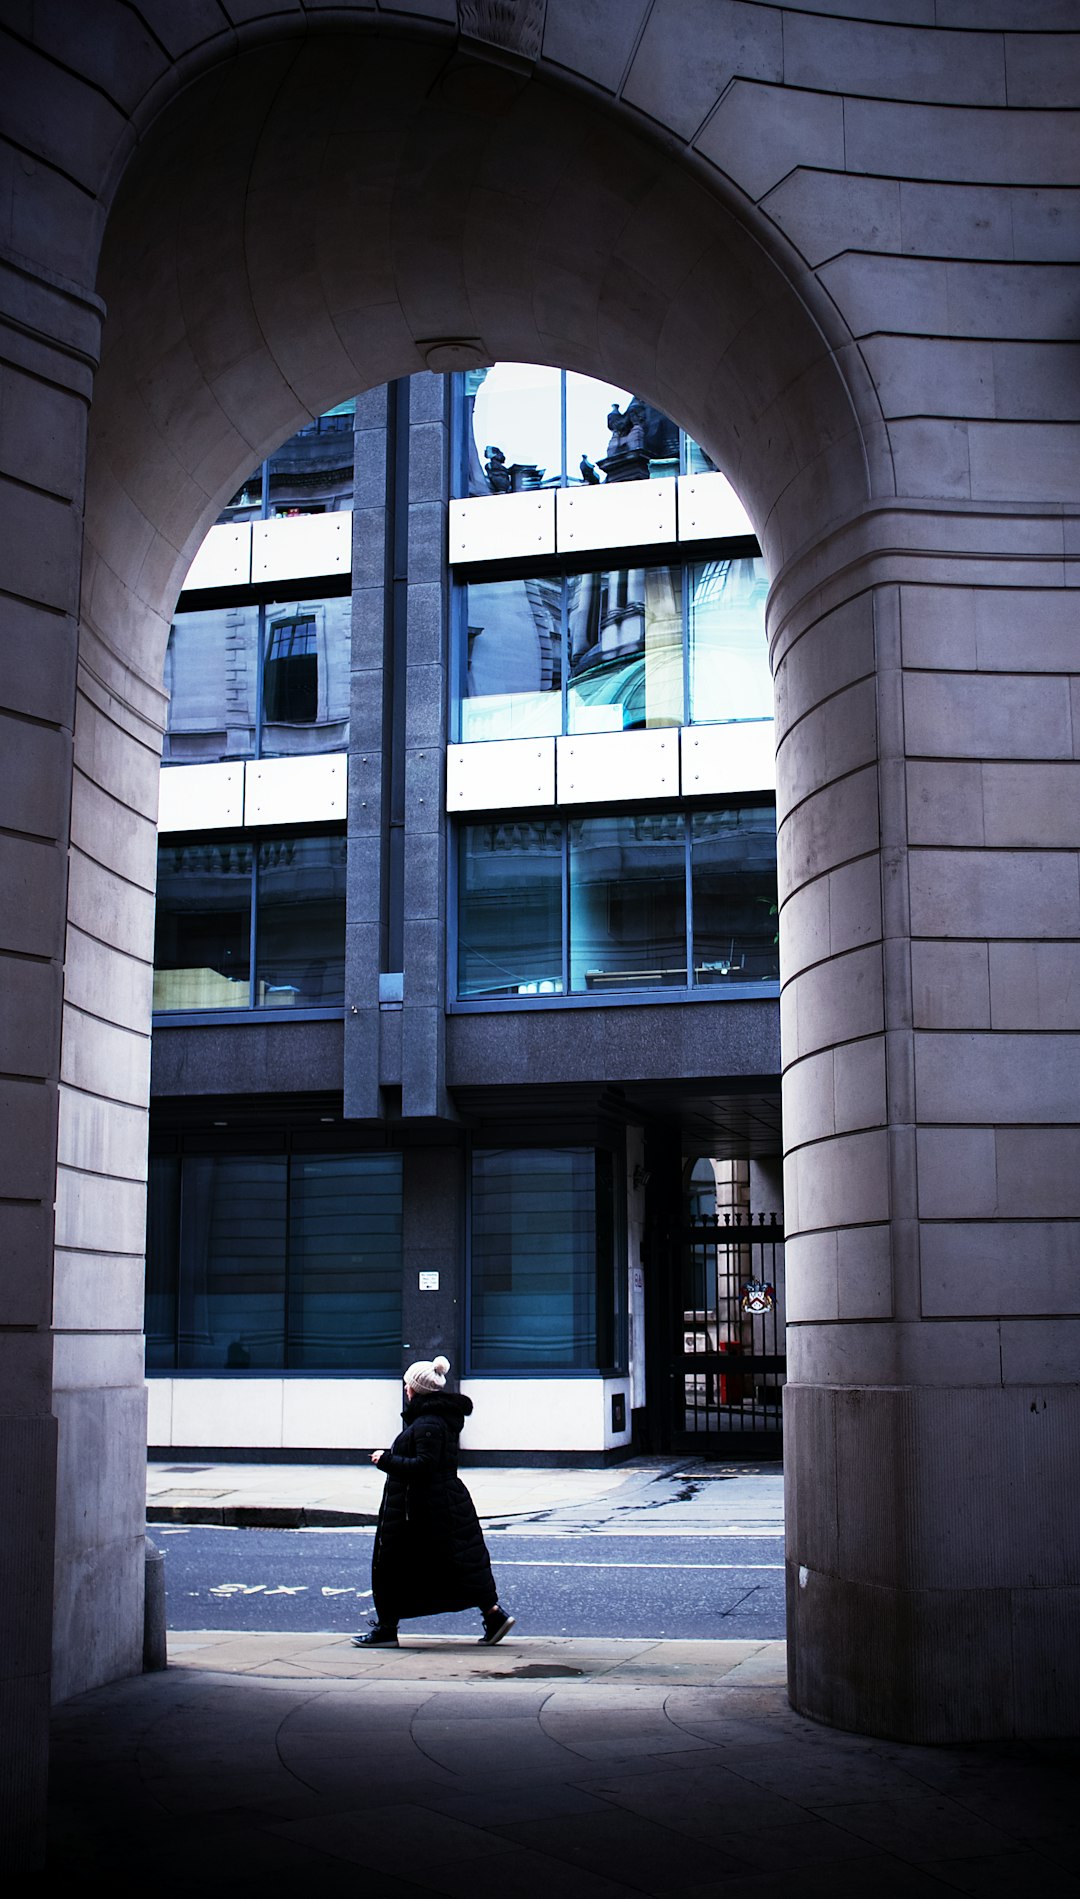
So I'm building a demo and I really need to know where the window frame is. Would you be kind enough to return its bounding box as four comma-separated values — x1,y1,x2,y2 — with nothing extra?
145,1135,404,1377
464,1133,628,1377
448,797,780,1014
152,822,348,1025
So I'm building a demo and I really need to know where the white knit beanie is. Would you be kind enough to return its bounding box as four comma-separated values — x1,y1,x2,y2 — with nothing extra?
404,1354,450,1393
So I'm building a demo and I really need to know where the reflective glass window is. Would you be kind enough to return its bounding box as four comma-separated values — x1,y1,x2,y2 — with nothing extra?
467,363,561,496
569,813,687,993
461,577,563,741
287,1154,402,1370
177,1155,288,1370
255,834,347,1008
567,566,683,733
691,806,779,986
153,839,253,1012
470,1147,620,1370
566,376,680,487
266,400,356,516
261,595,351,755
688,557,771,724
163,606,259,764
146,1148,404,1372
145,1156,180,1371
458,820,563,999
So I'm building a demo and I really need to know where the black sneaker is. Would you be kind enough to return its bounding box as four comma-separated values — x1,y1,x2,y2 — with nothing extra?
351,1625,399,1648
478,1610,515,1646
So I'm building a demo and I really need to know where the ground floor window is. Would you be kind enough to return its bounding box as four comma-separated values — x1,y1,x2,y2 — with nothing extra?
456,803,778,1000
469,1146,623,1371
146,1149,402,1371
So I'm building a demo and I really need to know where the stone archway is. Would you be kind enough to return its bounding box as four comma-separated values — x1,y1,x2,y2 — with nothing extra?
62,20,876,1706
4,1,1079,1864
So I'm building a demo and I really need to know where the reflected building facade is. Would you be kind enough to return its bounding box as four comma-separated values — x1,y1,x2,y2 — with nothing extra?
147,368,784,1461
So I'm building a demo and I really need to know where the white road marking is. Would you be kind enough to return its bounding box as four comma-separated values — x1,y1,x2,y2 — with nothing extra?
487,1560,782,1571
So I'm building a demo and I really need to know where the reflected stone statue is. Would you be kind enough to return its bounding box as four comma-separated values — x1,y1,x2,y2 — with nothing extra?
599,395,680,483
484,444,512,494
579,453,600,484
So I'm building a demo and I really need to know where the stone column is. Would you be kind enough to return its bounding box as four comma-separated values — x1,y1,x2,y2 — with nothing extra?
778,516,1080,1742
0,266,97,1861
401,372,454,1122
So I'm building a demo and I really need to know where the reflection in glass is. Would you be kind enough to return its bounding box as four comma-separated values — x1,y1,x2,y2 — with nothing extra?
146,1149,404,1372
569,813,686,992
691,807,779,986
266,401,355,516
468,363,561,496
153,839,253,1011
145,1157,180,1371
458,821,563,999
470,1147,618,1370
684,435,717,476
287,1154,402,1370
177,1155,287,1369
688,557,770,724
461,578,562,741
261,595,350,755
255,834,347,1007
567,567,682,732
163,607,259,764
567,376,680,487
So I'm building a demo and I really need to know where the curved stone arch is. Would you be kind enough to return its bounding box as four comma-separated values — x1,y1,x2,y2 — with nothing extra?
84,24,884,678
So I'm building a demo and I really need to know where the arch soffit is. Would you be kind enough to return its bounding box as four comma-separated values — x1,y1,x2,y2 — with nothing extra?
85,22,884,684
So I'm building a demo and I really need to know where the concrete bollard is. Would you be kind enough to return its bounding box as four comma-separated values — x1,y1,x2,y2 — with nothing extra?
143,1534,168,1672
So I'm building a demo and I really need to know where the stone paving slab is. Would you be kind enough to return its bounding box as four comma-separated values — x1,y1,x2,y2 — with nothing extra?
46,1639,1080,1894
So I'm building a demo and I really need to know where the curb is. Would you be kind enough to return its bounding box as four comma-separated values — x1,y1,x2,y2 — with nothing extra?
147,1505,379,1529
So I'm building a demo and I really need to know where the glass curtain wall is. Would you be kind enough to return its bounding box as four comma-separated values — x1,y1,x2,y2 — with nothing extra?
217,400,356,524
470,1146,621,1370
457,806,779,1002
164,594,350,763
154,831,346,1013
462,363,708,497
146,1149,403,1371
457,559,769,743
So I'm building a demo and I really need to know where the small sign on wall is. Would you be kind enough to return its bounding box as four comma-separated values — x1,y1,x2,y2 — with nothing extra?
419,1271,440,1292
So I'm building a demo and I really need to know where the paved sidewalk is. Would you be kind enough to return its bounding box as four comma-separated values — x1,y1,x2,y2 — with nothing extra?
147,1455,785,1535
47,1635,1080,1894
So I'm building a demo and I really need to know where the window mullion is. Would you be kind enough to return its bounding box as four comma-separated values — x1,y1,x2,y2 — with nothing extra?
685,812,694,990
249,846,259,1009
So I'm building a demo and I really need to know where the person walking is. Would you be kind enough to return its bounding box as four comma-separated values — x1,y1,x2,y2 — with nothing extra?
352,1354,515,1649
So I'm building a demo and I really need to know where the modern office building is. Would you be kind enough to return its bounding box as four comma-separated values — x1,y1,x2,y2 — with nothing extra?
146,366,786,1462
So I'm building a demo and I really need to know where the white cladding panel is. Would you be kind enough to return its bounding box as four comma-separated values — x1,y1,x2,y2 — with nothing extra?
251,511,352,583
151,1378,628,1451
459,1379,632,1451
557,728,678,804
556,478,677,554
182,523,252,591
449,491,556,564
243,752,347,826
447,738,555,812
677,472,755,541
157,761,244,832
681,721,776,795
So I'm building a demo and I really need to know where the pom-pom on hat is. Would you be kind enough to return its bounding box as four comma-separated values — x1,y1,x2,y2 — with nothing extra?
404,1354,450,1393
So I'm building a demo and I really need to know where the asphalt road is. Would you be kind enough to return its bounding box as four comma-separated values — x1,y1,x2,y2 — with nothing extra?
156,1525,785,1640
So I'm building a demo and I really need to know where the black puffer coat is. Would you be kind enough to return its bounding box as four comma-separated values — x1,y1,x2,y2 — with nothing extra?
371,1390,497,1620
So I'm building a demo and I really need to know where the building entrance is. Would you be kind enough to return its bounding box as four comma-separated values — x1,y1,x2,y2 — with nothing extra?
669,1208,785,1458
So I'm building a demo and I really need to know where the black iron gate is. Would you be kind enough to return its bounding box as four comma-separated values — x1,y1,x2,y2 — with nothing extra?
670,1212,785,1455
